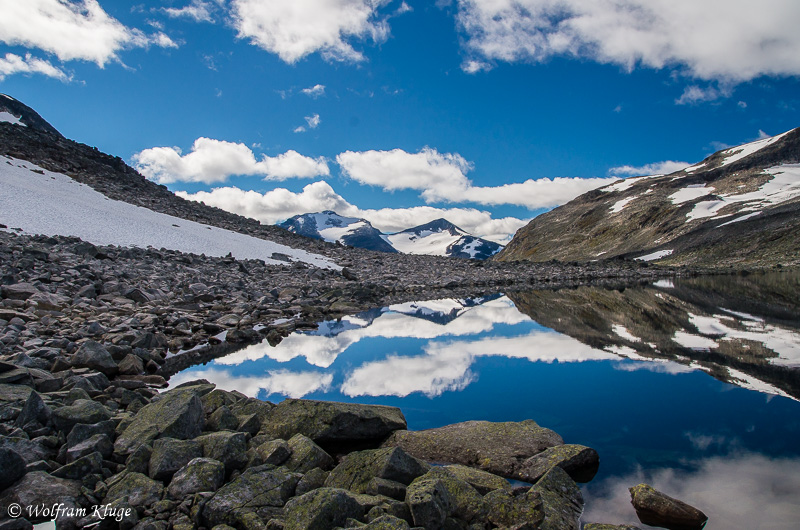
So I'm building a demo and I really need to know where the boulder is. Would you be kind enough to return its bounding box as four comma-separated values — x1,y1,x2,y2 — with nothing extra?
361,515,411,529
484,487,544,529
0,471,82,523
256,438,292,466
285,434,334,474
52,399,111,434
443,464,511,495
1,282,38,300
324,447,429,494
202,465,301,527
531,466,584,530
414,467,487,525
282,487,364,530
366,478,407,501
206,405,240,432
195,431,248,475
105,471,164,508
262,399,406,445
0,447,27,489
52,451,103,480
71,340,118,376
149,438,203,481
629,483,708,530
295,467,330,496
13,390,50,429
382,420,563,481
404,473,450,529
66,433,113,462
167,457,226,498
518,444,600,483
114,385,207,455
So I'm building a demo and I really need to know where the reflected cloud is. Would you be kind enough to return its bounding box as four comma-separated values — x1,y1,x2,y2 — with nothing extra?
168,368,333,398
582,452,800,529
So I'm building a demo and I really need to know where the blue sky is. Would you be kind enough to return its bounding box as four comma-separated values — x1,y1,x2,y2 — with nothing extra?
1,0,799,242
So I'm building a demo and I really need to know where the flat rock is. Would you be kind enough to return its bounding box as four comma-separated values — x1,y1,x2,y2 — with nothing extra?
629,483,708,530
262,399,406,445
443,464,511,495
382,420,563,481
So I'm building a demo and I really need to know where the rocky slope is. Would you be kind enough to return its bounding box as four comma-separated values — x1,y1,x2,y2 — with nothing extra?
496,128,800,268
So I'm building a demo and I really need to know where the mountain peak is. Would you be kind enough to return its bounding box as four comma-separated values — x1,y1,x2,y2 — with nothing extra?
0,94,62,137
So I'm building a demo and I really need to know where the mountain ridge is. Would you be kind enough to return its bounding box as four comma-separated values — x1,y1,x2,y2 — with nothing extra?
495,128,800,268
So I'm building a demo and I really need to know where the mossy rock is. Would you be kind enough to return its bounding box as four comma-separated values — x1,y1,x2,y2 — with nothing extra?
382,420,563,481
629,483,707,530
325,447,429,494
519,444,599,483
531,466,583,530
362,515,411,529
104,471,164,508
282,487,364,530
262,399,406,444
167,457,226,498
484,487,544,529
286,434,334,474
443,464,511,495
52,399,112,433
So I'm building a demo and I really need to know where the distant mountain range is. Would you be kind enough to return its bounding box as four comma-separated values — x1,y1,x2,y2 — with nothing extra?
279,211,503,260
497,128,800,268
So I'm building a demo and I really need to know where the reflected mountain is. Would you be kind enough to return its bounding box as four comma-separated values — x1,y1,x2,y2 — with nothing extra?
507,272,800,400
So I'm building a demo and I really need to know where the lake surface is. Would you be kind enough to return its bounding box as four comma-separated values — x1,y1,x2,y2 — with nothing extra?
173,272,800,529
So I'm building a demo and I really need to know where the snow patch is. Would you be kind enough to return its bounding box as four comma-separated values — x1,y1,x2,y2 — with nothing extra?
716,211,762,227
636,249,673,261
0,111,25,127
610,196,638,213
669,184,714,205
612,324,641,342
719,130,792,168
653,279,674,288
0,156,338,269
601,176,651,193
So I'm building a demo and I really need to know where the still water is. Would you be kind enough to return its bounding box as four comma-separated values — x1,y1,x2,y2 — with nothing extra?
173,272,800,529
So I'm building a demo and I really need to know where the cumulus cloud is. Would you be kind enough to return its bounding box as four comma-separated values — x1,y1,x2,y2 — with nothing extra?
456,0,800,82
337,147,614,208
0,52,71,81
0,0,177,66
231,0,393,63
305,113,321,128
132,137,329,184
301,84,326,98
168,367,333,398
164,0,217,23
176,181,528,242
610,161,691,177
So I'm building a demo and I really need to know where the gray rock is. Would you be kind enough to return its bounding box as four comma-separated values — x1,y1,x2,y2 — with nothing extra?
414,467,486,525
66,433,113,462
114,385,206,455
125,443,152,475
285,434,334,474
325,447,429,494
71,340,118,376
256,438,292,466
118,354,144,375
443,464,511,495
0,436,51,464
295,467,329,496
105,471,164,508
282,487,364,530
13,389,50,429
519,444,599,483
202,466,301,528
262,399,406,444
2,282,38,300
52,451,103,480
66,419,116,448
201,389,239,414
366,478,406,501
167,457,226,498
382,420,563,481
0,471,82,523
629,483,708,530
195,431,248,475
404,473,450,529
531,466,584,530
52,399,112,434
0,447,26,489
484,488,544,529
207,405,239,431
361,515,411,529
149,438,203,481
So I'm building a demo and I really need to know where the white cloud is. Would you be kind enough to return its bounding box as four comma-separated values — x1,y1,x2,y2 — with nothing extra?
456,0,800,82
0,52,71,81
610,161,690,177
301,84,326,98
337,147,614,208
293,126,306,133
168,367,333,398
176,181,528,242
675,85,729,105
231,0,392,63
132,137,329,184
164,0,216,23
305,113,321,129
0,0,177,66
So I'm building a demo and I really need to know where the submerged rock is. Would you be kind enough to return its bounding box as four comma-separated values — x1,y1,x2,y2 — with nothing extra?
382,420,563,481
629,483,708,530
262,399,407,445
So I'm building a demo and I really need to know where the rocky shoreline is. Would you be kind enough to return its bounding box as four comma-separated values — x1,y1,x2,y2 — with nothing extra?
0,228,718,529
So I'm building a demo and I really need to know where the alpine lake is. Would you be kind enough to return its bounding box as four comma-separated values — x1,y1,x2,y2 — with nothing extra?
172,271,800,529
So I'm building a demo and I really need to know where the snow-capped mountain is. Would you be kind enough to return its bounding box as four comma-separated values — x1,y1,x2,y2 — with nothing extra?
497,127,800,268
385,219,503,260
279,211,397,253
279,213,503,259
